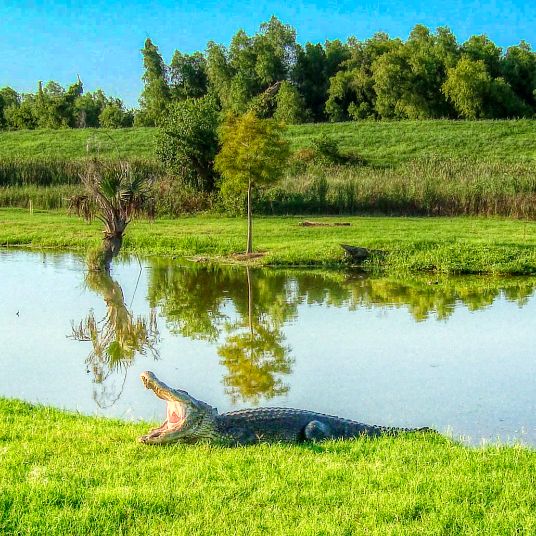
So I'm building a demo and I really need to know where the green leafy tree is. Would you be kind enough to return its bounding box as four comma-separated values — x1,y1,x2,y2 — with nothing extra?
74,89,108,127
326,33,396,121
442,57,528,118
371,26,455,119
253,16,297,86
169,51,208,100
156,95,220,191
0,87,19,127
99,100,134,128
206,41,234,108
138,38,170,126
442,57,491,118
273,81,306,123
502,41,536,108
215,112,289,254
3,94,37,129
292,43,328,121
462,35,503,77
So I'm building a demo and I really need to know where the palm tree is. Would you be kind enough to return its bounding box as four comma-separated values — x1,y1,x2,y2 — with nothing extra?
69,160,152,271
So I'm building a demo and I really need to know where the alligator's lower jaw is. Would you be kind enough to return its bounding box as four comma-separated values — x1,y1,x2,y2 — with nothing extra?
138,401,187,443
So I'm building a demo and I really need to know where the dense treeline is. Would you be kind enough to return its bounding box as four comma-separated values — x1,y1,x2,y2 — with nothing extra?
137,17,536,124
2,17,536,130
0,78,133,130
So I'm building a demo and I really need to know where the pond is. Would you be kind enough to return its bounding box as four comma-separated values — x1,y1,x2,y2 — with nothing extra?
1,249,535,446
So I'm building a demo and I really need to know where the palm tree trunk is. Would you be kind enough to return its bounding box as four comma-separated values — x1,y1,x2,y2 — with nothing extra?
246,180,253,255
102,234,123,272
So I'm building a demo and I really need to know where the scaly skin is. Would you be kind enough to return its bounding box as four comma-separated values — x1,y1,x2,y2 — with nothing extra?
138,371,433,445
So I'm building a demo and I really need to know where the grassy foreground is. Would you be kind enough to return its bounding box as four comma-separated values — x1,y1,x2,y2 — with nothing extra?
2,208,536,274
1,120,536,165
1,399,534,535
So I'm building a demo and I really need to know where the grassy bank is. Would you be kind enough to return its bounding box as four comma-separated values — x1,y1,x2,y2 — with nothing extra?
1,120,536,164
2,121,536,218
1,398,534,535
2,208,536,274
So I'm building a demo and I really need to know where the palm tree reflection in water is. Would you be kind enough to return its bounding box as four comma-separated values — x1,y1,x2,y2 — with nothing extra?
71,269,159,408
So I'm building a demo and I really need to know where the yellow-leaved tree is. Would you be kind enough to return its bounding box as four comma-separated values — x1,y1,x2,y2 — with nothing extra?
215,111,290,254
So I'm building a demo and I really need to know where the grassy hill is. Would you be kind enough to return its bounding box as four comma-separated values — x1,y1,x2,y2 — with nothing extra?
1,120,536,166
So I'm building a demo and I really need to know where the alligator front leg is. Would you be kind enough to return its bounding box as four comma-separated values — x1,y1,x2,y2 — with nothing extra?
304,420,333,441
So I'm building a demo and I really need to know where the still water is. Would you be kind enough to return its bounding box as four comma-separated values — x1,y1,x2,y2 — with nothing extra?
1,250,535,446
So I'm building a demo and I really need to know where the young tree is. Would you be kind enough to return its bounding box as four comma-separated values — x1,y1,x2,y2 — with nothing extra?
215,112,289,254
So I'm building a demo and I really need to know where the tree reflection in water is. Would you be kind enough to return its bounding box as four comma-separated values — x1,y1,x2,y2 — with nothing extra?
148,259,536,403
71,269,159,408
218,268,293,403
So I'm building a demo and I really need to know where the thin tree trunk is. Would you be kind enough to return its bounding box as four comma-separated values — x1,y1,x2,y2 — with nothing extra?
246,180,253,254
246,267,253,336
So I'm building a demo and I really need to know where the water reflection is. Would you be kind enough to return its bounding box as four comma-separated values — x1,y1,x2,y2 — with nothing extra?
73,258,536,407
70,270,159,408
218,268,293,403
148,264,295,402
147,260,536,402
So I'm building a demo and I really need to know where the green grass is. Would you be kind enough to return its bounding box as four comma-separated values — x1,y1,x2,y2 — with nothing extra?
0,127,156,161
1,398,534,535
2,120,536,165
289,119,536,166
2,208,536,274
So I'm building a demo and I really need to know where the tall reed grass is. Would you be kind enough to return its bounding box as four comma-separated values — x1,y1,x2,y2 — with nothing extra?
3,157,536,218
0,158,163,187
258,158,536,218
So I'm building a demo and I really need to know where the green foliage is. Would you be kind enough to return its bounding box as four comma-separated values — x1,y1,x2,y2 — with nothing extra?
502,41,536,106
462,34,503,77
442,58,490,119
204,17,298,116
310,134,344,164
156,96,220,191
273,81,307,124
215,112,290,252
0,81,132,130
442,58,527,119
292,43,329,121
169,51,208,100
215,112,290,191
138,38,171,126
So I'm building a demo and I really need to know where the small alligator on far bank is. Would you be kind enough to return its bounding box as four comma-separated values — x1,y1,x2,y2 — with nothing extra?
139,371,434,445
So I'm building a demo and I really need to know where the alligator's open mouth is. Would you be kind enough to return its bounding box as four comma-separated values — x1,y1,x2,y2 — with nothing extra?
141,400,188,441
138,371,191,443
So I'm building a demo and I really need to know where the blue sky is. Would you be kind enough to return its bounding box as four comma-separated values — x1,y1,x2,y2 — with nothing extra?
1,0,534,108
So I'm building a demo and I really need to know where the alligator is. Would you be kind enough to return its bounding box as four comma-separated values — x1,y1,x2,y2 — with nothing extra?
138,371,434,445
